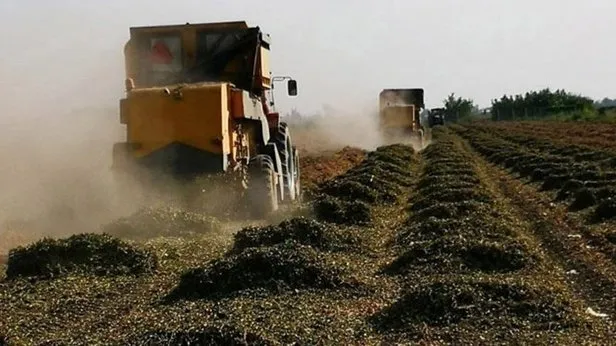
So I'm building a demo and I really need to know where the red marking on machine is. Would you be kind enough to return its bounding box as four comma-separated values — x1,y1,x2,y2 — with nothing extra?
150,41,173,64
149,36,183,72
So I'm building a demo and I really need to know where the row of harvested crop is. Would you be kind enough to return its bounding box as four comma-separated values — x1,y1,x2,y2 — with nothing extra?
453,125,616,222
5,144,417,287
473,125,616,168
391,130,538,276
177,144,420,298
469,121,616,155
2,144,420,345
310,144,417,225
371,128,583,341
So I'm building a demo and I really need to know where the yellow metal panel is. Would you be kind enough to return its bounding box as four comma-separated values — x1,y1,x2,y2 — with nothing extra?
125,83,230,158
380,106,416,129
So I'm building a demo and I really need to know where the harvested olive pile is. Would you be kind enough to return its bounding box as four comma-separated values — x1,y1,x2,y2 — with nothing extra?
312,144,417,225
5,233,157,280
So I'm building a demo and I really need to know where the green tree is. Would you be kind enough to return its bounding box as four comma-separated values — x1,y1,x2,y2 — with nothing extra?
443,93,475,121
490,88,594,121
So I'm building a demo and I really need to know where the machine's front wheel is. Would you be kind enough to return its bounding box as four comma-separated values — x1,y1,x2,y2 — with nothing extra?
418,129,425,148
246,155,279,218
272,122,297,203
292,146,302,203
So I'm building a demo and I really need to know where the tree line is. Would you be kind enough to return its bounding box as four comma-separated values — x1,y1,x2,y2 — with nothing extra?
489,88,594,120
440,89,614,122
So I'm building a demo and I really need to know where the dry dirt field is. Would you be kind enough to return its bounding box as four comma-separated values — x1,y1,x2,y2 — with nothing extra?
1,121,616,345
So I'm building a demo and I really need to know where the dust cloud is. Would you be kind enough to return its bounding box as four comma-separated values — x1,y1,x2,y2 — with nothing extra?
0,104,153,253
0,42,159,254
286,103,428,154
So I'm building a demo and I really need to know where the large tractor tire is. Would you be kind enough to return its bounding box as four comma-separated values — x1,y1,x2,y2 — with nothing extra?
270,122,297,203
292,145,302,203
263,142,285,203
246,154,279,218
417,128,425,148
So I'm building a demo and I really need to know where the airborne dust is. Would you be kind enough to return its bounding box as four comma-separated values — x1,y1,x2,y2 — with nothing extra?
0,57,428,259
0,104,142,255
287,104,429,155
0,100,427,256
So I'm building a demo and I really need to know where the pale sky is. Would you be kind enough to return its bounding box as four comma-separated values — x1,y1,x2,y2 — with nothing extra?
1,0,614,119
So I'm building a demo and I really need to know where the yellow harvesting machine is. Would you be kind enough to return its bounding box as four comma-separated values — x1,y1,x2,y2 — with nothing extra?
378,88,425,145
112,21,301,218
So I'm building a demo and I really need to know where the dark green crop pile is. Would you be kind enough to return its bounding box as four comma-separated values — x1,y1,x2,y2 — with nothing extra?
231,217,363,254
102,206,222,241
594,197,616,222
5,233,157,280
396,216,517,244
389,134,539,277
385,236,537,275
166,242,360,300
370,277,581,336
312,144,416,225
312,194,371,225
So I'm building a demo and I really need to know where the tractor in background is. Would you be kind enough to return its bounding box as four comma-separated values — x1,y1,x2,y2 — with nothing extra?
378,88,426,146
428,107,446,127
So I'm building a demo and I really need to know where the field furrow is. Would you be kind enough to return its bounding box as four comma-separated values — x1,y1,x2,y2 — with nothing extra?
472,120,616,150
452,125,616,267
369,127,613,344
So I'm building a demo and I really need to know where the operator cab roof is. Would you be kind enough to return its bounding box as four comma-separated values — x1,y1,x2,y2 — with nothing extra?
130,20,248,31
129,21,271,45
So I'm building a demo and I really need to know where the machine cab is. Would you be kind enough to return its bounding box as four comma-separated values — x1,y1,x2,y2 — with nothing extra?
123,21,297,98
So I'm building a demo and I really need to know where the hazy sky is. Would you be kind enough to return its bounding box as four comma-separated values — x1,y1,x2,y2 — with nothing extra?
1,0,614,118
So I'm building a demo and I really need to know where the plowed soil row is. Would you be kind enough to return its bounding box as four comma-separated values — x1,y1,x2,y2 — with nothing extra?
452,124,616,264
467,124,616,168
472,120,616,149
299,146,366,196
